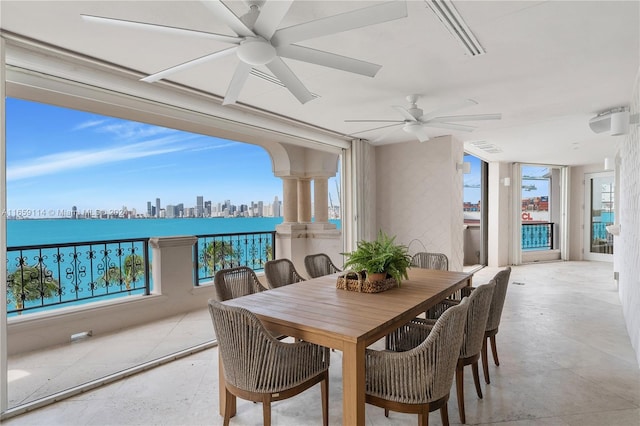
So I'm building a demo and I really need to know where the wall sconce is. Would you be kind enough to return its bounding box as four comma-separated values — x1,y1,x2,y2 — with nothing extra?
456,161,471,174
604,157,614,171
501,177,511,187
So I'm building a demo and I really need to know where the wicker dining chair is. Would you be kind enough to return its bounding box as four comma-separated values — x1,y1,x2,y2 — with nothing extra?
366,297,470,426
418,267,512,384
213,266,267,302
411,252,449,271
208,299,330,426
304,253,341,278
387,282,495,424
411,252,449,318
482,267,512,384
264,258,305,289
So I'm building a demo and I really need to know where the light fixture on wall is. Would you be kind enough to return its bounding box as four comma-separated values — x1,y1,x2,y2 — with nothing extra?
502,177,511,187
456,161,471,174
604,157,614,171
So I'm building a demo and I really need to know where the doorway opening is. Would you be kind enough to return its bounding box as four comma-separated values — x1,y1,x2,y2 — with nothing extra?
583,172,614,261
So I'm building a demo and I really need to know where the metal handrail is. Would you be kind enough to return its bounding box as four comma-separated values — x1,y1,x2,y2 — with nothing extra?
7,238,150,315
194,231,276,285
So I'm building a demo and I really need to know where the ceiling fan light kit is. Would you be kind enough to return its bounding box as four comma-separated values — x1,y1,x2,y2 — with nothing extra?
346,94,502,143
82,0,409,105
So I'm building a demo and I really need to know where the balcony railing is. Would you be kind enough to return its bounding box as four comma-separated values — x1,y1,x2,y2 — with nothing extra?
6,238,150,315
194,231,276,285
522,222,554,250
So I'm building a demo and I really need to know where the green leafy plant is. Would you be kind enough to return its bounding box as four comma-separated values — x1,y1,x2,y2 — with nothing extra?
342,230,412,286
8,265,59,313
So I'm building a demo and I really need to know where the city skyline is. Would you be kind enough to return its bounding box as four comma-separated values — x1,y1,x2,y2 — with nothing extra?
5,98,340,218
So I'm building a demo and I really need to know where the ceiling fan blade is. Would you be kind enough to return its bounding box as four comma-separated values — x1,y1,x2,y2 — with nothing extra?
430,113,502,122
81,14,244,44
348,123,403,136
200,0,255,37
141,47,237,83
371,124,403,144
392,105,418,122
271,1,407,46
265,57,314,104
413,126,431,143
423,122,476,132
223,61,253,105
420,99,478,121
345,120,404,123
277,45,381,77
253,0,293,39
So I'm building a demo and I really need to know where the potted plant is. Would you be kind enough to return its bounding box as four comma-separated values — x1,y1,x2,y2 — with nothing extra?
342,230,412,286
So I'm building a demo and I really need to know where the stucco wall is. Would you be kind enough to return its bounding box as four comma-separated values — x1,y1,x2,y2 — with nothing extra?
618,68,640,365
374,136,464,271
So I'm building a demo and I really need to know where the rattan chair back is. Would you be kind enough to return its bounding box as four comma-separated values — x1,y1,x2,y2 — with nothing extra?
304,253,341,278
365,297,469,407
411,252,449,270
460,281,495,358
208,299,330,425
213,266,266,302
485,267,512,333
264,258,305,289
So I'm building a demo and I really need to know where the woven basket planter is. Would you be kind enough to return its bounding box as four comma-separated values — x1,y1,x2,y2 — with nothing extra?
336,271,397,293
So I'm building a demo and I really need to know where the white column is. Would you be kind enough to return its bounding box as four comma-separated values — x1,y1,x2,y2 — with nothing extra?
282,178,298,223
297,178,312,223
1,36,8,413
313,177,329,223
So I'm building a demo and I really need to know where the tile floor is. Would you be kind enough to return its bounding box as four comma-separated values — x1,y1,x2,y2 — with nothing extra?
3,261,640,425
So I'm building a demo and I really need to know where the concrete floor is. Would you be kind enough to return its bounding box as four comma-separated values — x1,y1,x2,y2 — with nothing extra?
3,261,640,425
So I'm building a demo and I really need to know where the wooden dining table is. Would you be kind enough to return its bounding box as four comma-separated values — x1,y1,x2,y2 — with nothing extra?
219,267,473,426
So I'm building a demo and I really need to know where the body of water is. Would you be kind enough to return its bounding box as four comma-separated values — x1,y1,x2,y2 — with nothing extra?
7,217,326,247
6,217,340,315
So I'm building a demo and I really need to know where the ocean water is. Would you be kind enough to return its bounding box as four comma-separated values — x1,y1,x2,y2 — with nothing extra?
6,217,340,315
7,217,314,247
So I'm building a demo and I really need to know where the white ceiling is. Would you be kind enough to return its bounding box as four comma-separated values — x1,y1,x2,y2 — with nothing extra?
1,0,639,166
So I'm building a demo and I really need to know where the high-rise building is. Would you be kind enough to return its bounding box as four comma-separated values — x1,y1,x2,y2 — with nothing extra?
155,198,161,218
273,196,281,217
196,196,203,217
204,201,211,217
147,201,152,217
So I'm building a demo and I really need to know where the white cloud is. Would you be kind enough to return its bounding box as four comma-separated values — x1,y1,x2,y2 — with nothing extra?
189,142,240,152
72,119,108,131
7,136,195,181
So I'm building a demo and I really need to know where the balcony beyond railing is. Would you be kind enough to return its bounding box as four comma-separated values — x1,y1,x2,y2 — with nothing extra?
194,231,276,285
522,222,554,250
6,238,150,315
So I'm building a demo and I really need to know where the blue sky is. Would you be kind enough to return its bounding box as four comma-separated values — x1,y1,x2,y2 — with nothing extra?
6,98,341,216
464,155,550,204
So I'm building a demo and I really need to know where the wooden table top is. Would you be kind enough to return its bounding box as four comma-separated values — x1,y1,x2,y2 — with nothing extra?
222,267,472,349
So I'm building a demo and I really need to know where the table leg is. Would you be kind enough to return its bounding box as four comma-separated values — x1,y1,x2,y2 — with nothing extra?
218,350,236,417
342,341,366,426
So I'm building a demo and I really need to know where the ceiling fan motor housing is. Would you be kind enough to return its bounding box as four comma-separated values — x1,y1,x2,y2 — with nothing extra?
237,38,277,65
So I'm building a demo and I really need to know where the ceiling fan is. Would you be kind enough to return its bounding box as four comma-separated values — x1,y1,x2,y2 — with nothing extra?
346,94,502,143
81,0,408,105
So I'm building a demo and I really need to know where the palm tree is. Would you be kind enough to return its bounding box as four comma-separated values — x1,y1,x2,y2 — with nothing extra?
98,265,124,288
8,264,59,313
98,253,146,291
202,240,238,272
123,253,145,290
